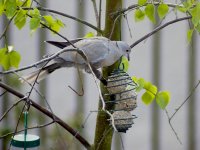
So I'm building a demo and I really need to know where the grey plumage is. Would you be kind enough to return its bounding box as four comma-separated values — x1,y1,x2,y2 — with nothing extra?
22,37,131,83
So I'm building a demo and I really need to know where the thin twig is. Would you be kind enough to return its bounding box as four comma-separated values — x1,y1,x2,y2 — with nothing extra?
109,13,123,39
164,80,200,144
98,0,102,31
68,85,84,96
165,109,182,144
91,0,99,26
0,99,24,122
0,12,18,41
68,66,84,96
81,111,94,128
118,133,125,150
0,48,84,74
96,126,113,150
130,16,191,48
0,90,7,96
170,80,200,120
0,121,55,139
124,15,133,38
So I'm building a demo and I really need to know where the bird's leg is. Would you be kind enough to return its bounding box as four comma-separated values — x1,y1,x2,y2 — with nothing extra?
91,66,107,86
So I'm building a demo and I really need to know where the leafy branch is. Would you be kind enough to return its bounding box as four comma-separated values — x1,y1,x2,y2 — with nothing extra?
132,76,170,109
21,6,103,33
112,2,181,16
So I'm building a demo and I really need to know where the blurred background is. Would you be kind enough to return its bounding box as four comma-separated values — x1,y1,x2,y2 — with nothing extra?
0,0,200,150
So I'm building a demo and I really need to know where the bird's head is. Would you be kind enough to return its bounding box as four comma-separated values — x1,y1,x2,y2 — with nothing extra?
117,41,131,61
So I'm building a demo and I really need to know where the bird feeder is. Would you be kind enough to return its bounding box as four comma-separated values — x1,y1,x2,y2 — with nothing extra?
106,70,138,132
112,111,136,133
11,112,40,150
11,134,40,150
106,70,137,111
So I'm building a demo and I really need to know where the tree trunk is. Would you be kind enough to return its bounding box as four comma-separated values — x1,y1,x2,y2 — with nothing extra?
93,0,122,150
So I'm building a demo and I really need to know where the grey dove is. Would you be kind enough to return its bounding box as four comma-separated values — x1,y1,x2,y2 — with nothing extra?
22,36,131,83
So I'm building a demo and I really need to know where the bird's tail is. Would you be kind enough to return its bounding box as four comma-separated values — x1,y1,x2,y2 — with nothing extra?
20,69,49,83
20,63,61,83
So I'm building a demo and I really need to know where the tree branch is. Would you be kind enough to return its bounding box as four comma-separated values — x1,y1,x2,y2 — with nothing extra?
0,82,91,149
130,16,191,48
22,7,103,34
112,2,182,16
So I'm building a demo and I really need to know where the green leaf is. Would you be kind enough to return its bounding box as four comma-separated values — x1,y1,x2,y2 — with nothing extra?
145,4,155,23
144,82,157,95
187,29,193,43
5,0,17,19
182,0,192,9
51,23,61,33
17,0,31,7
0,0,4,16
131,77,148,92
43,15,54,25
0,47,21,70
119,56,129,72
14,9,27,29
142,91,155,105
136,78,146,92
195,24,200,33
9,50,21,68
56,19,65,27
156,91,170,109
30,17,40,31
157,4,169,19
29,8,40,18
0,48,9,70
177,6,187,13
29,8,41,32
84,32,95,38
134,9,145,22
52,20,64,32
43,15,64,33
131,76,138,83
190,3,200,27
138,0,147,6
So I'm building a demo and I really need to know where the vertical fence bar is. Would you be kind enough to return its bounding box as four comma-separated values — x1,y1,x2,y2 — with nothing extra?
72,1,86,149
1,16,11,150
187,31,197,150
151,17,161,150
37,0,48,146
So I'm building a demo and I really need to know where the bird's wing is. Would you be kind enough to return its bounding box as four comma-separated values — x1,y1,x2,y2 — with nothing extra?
47,37,122,68
45,38,83,49
45,37,109,49
75,40,122,67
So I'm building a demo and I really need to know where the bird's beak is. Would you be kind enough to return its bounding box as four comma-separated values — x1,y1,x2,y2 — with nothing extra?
127,54,130,61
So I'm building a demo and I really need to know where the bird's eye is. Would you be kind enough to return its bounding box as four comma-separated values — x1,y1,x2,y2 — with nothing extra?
126,49,129,52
